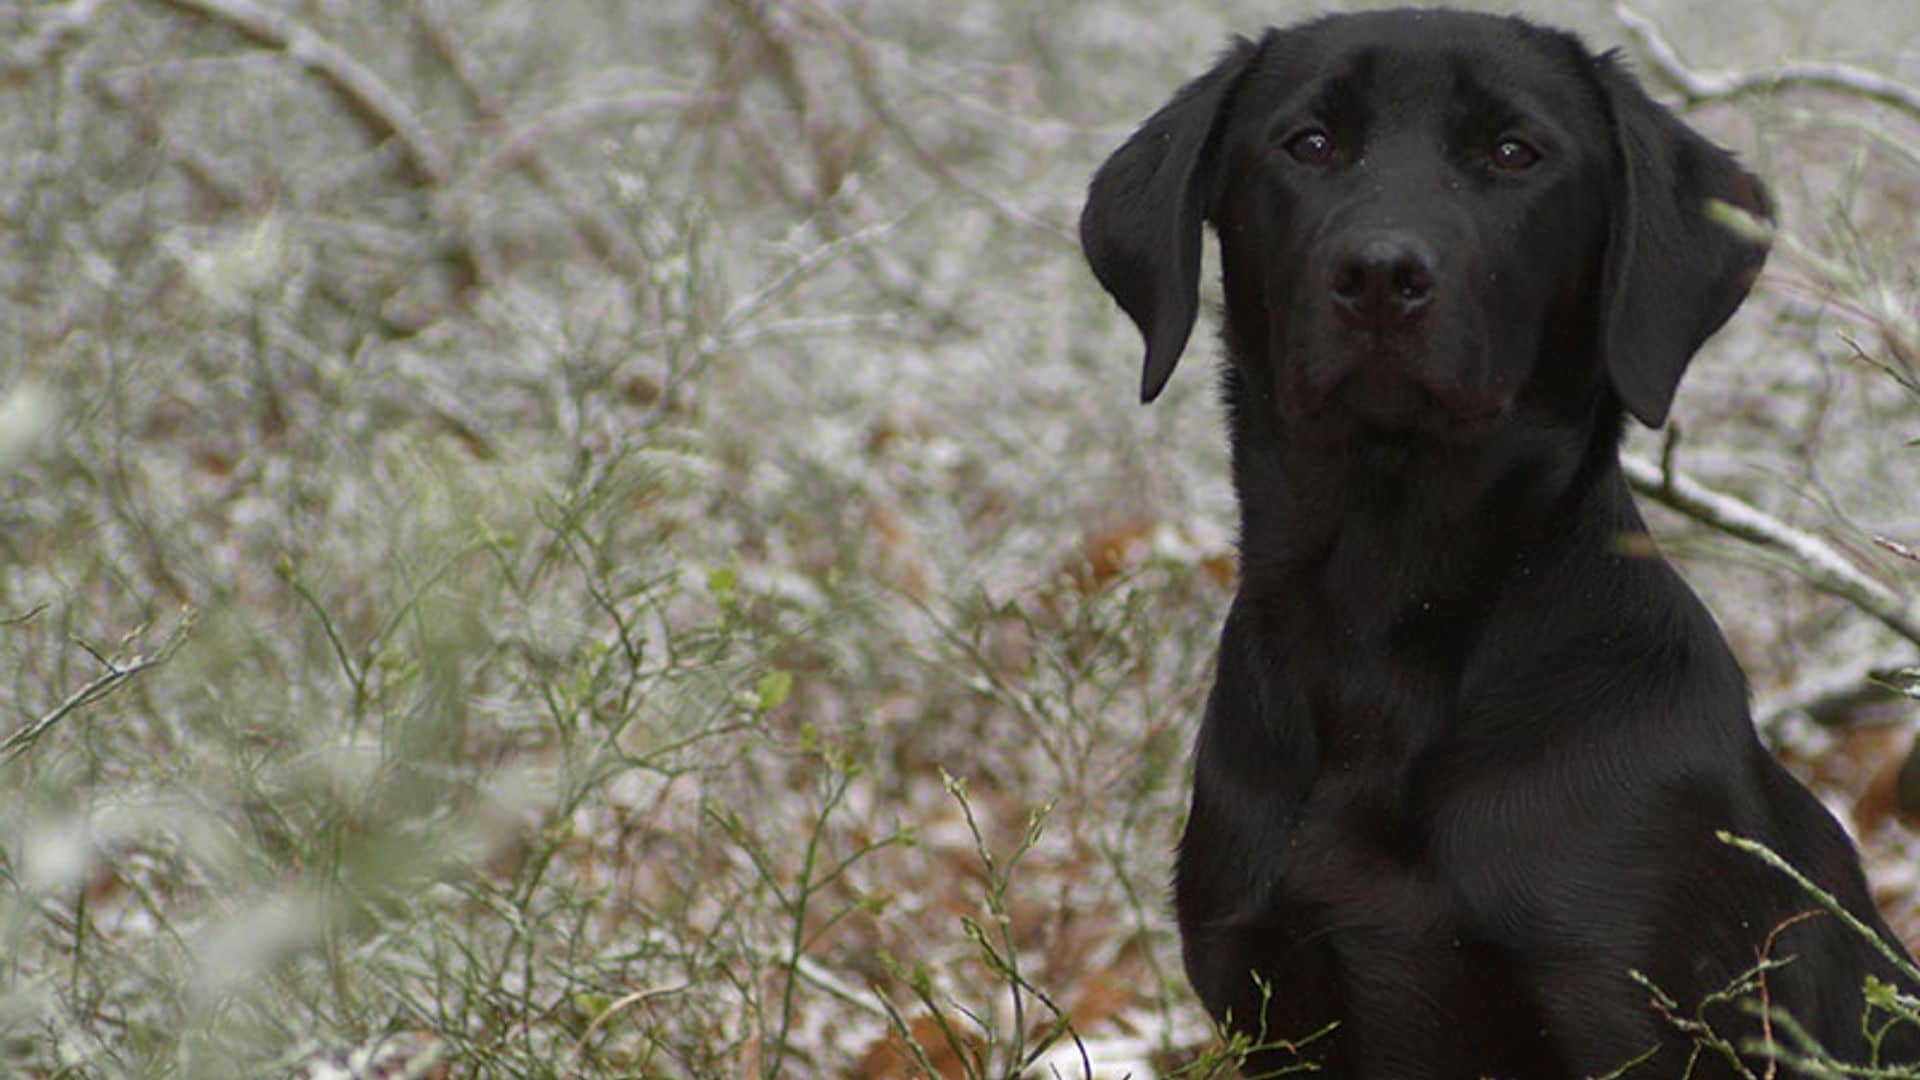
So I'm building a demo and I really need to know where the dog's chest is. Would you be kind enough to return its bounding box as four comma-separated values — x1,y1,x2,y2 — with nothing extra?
1265,771,1555,1056
1279,650,1509,917
1276,650,1542,993
1193,585,1561,1029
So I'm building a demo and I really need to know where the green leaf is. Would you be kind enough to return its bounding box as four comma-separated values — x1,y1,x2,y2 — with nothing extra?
706,564,738,611
754,669,793,713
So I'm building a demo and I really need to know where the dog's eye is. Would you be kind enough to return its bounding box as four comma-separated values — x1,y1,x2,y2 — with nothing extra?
1285,129,1337,166
1491,137,1540,171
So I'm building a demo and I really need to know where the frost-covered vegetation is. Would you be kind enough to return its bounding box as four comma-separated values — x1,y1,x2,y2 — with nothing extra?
0,1,1916,1076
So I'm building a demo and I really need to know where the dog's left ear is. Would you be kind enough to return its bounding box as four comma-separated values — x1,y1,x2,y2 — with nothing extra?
1596,52,1771,428
1081,36,1262,404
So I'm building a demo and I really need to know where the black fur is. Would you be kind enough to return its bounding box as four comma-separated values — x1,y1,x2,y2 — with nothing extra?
1081,10,1916,1077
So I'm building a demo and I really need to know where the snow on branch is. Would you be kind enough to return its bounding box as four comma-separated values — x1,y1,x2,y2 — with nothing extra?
1621,453,1920,648
1616,5,1920,123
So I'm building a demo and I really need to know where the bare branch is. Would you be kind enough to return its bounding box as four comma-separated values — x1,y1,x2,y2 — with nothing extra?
90,72,256,210
410,0,662,274
1878,536,1920,563
1621,454,1920,647
146,0,451,184
1616,5,1920,123
797,0,1076,246
0,615,194,765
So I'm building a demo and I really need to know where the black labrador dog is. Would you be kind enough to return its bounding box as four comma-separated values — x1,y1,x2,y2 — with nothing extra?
1081,9,1918,1077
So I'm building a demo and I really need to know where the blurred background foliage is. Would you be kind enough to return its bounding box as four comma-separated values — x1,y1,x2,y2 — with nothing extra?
0,0,1915,1076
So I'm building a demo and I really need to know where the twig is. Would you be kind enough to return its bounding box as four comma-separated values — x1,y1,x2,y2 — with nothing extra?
90,71,255,210
1616,5,1920,123
1756,665,1913,733
409,0,659,273
146,0,450,184
565,984,686,1075
795,0,1076,246
1620,453,1920,647
0,615,194,765
718,218,902,336
1753,908,1824,1078
1720,832,1920,985
3,604,48,628
144,0,489,287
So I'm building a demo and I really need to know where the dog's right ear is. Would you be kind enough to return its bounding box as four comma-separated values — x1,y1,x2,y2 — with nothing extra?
1081,37,1261,404
1594,52,1772,428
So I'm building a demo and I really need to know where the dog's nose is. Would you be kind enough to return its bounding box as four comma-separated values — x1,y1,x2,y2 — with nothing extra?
1330,236,1436,328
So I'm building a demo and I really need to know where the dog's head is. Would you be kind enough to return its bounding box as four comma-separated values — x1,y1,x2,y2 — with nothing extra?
1080,10,1770,441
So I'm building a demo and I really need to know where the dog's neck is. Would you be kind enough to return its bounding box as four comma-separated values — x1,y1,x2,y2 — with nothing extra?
1221,362,1628,635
